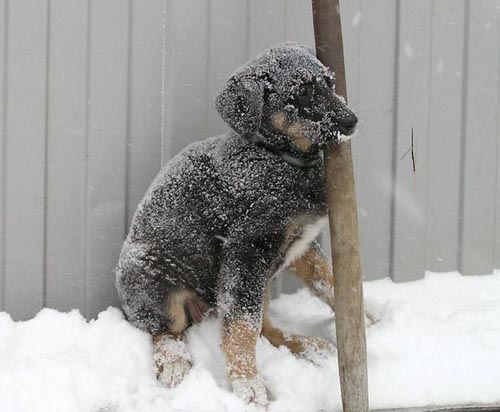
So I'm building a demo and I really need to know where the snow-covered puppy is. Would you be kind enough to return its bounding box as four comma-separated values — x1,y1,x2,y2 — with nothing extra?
116,43,357,406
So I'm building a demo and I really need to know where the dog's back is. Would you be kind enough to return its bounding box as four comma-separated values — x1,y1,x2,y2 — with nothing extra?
116,131,327,334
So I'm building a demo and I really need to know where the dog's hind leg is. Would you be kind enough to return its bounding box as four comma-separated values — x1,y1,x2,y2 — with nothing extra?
261,286,335,361
288,241,335,307
289,241,380,325
153,289,210,387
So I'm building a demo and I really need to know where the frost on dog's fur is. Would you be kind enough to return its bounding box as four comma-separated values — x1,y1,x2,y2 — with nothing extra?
114,134,318,333
153,335,192,387
115,43,357,404
215,43,355,150
116,44,355,332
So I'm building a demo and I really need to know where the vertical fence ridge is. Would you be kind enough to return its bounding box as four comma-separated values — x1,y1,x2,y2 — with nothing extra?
244,0,250,60
457,0,470,274
458,0,498,276
421,4,434,275
205,0,212,138
42,0,52,307
496,98,500,268
5,0,49,318
160,0,169,165
82,0,92,318
124,0,133,234
0,0,9,311
497,94,500,268
422,2,434,273
389,0,401,280
425,0,465,273
495,10,500,271
283,0,288,40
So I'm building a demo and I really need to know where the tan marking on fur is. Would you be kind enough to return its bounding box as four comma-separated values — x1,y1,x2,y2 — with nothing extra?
263,285,305,353
261,315,306,354
288,123,312,151
271,112,288,130
262,285,332,354
166,289,195,335
271,112,312,152
283,215,308,249
222,319,259,380
261,286,300,354
289,246,335,307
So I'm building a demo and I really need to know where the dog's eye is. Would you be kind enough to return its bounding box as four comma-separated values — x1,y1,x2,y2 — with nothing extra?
296,83,313,101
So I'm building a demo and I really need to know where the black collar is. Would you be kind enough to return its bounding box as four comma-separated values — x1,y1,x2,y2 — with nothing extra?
255,138,322,169
275,151,322,167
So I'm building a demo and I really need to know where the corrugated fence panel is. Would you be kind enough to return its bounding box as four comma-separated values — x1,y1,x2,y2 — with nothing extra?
458,0,500,276
45,0,89,314
497,79,500,271
426,0,465,273
497,120,500,270
126,0,164,227
391,0,433,282
351,0,397,281
85,0,130,318
207,0,248,138
248,0,286,57
1,0,500,319
162,0,210,162
3,0,49,319
285,0,315,48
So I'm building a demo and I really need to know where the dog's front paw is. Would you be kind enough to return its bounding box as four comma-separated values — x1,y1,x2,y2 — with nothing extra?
155,354,192,388
297,336,336,364
231,375,269,407
153,336,192,388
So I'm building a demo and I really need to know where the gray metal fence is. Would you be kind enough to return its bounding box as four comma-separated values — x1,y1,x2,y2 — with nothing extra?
0,0,499,320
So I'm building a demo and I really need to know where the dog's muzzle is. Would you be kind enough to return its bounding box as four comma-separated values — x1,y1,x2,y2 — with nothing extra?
336,112,358,136
316,111,358,146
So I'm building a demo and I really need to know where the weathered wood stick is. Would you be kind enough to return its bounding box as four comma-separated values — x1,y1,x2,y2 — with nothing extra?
311,1,369,411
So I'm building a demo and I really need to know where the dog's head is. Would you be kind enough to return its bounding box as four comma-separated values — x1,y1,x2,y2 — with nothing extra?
215,43,357,153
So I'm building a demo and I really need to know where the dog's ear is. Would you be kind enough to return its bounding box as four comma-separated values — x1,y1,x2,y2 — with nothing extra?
215,71,264,137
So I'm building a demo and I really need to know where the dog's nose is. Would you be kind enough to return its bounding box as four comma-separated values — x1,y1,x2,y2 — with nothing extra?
338,113,358,136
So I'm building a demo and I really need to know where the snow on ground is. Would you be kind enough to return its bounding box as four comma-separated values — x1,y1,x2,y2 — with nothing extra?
1,270,500,412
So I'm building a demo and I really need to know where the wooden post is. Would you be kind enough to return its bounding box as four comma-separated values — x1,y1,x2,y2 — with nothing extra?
311,1,369,411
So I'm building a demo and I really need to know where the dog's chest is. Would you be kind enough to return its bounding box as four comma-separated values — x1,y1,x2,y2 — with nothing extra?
281,215,328,269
